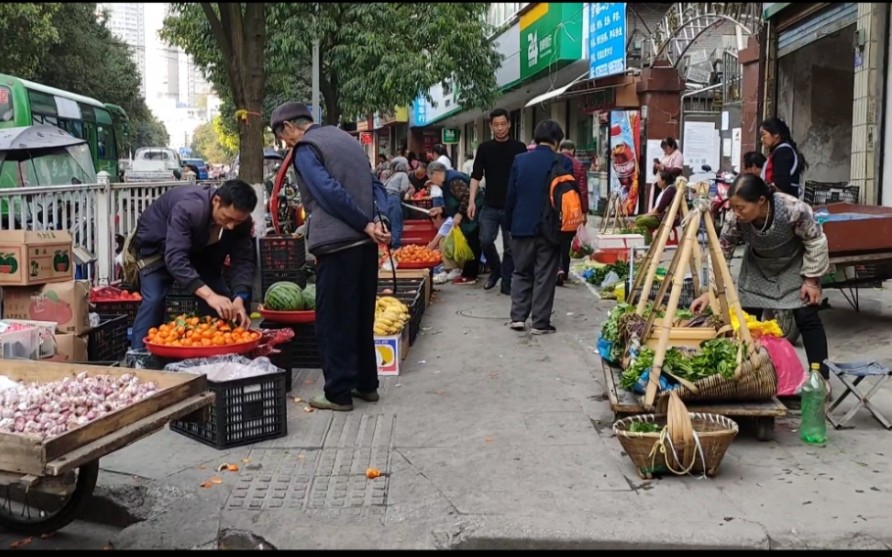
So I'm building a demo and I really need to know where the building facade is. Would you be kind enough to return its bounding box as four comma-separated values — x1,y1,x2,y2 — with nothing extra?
99,3,147,98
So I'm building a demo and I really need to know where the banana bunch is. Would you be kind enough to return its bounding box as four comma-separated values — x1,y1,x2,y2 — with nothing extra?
374,296,410,336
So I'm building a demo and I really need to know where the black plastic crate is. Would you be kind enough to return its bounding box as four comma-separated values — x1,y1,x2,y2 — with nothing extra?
260,321,323,374
628,277,696,310
91,300,141,328
88,314,130,362
260,235,307,271
261,269,308,295
170,370,288,450
164,296,200,322
803,181,860,207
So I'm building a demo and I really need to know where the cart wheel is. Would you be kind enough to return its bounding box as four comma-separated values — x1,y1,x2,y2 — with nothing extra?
0,460,99,536
754,417,775,442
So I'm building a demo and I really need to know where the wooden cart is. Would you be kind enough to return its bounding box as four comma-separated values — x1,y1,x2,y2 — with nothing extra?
0,360,214,535
601,358,787,441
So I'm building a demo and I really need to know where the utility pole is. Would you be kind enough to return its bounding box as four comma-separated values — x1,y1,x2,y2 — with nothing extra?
311,2,321,124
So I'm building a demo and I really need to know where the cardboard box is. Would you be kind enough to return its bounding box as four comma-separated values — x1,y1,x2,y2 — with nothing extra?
0,230,73,286
375,327,409,377
0,319,57,358
379,268,432,304
2,280,91,335
47,333,88,363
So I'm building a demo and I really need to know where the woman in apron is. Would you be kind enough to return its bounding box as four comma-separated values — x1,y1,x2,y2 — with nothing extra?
691,173,831,379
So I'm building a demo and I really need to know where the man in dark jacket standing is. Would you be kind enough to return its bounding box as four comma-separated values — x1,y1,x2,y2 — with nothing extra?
271,102,391,412
505,120,573,335
130,180,258,349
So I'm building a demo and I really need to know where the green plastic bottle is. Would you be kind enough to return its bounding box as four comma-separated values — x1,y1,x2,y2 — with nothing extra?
800,363,827,445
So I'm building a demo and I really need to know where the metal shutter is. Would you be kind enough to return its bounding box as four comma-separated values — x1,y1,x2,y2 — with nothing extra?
777,3,858,58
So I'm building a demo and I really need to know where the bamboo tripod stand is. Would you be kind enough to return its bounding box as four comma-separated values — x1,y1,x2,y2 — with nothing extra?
625,179,756,409
600,189,633,234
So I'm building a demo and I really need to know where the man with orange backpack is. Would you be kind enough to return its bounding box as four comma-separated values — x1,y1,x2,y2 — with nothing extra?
505,120,581,334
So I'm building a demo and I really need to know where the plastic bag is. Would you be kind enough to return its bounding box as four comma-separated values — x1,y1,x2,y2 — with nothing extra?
600,271,621,289
445,227,475,265
633,369,677,395
164,354,282,382
760,335,806,396
572,224,595,255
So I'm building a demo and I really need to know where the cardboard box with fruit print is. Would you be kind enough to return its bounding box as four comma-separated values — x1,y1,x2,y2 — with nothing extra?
375,327,409,377
2,280,91,335
0,230,74,286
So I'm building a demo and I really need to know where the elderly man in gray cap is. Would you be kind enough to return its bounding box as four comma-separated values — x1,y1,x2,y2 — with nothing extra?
270,101,390,411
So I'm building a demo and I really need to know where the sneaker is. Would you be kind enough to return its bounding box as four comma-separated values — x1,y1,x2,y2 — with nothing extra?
452,276,477,285
531,325,557,335
308,395,354,411
351,389,380,402
509,321,526,331
483,275,500,290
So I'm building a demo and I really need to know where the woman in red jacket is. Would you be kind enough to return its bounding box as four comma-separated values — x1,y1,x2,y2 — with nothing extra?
760,118,808,199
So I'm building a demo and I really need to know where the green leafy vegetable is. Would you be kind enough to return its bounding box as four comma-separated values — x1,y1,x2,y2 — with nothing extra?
630,422,662,433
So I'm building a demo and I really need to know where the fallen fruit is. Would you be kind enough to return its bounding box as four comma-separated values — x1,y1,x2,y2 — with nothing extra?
200,481,213,488
304,406,314,413
366,467,382,479
210,476,223,484
227,464,239,472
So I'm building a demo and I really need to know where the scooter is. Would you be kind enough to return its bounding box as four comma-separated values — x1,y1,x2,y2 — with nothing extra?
710,170,736,229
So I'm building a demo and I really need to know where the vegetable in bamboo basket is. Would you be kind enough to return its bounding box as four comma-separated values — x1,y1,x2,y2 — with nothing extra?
619,338,744,393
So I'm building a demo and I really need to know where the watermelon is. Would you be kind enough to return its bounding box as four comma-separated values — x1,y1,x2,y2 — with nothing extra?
264,282,305,311
302,284,316,310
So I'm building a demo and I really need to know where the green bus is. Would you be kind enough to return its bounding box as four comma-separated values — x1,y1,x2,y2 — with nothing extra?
0,73,124,177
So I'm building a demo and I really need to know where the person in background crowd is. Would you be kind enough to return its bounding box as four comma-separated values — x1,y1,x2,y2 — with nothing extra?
426,191,462,284
433,143,453,169
742,151,767,176
409,160,428,192
271,101,391,412
469,108,528,294
407,151,419,171
653,137,684,178
557,139,590,285
384,157,412,250
506,120,573,335
427,160,483,284
462,152,475,176
760,117,807,198
129,180,258,350
374,154,389,178
633,170,679,245
691,173,830,380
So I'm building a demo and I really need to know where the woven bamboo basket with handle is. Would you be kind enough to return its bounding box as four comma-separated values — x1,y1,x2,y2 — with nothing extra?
613,405,739,479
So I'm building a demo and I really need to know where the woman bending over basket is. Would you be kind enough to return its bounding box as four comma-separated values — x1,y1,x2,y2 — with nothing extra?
690,173,831,379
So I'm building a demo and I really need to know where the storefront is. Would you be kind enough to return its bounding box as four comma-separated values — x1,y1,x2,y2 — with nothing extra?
766,3,859,187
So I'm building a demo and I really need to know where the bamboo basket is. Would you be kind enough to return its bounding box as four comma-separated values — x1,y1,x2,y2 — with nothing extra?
663,344,777,403
613,409,739,479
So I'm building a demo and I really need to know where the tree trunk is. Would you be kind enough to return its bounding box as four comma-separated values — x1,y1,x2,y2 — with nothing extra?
237,4,267,185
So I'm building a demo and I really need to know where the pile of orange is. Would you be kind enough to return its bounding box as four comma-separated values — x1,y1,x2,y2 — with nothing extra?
145,315,261,348
392,245,441,264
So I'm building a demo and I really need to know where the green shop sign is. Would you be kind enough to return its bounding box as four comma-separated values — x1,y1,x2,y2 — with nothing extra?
520,3,584,81
441,128,460,144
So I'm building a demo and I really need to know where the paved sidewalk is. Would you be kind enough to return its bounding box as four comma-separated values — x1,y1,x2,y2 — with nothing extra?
17,273,892,549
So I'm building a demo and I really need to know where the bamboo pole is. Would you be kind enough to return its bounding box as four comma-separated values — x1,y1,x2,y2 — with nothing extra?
702,209,754,347
634,178,688,315
644,208,703,408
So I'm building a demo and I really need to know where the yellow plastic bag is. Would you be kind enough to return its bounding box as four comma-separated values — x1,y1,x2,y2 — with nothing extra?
447,226,475,265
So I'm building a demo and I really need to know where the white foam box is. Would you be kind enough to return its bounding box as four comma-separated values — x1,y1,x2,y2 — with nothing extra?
594,233,646,251
375,327,409,377
1,319,57,358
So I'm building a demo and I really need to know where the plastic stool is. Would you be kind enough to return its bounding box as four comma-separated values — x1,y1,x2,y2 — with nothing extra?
666,226,680,247
825,360,892,430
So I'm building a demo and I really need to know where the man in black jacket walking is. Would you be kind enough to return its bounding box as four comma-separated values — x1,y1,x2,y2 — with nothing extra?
130,180,258,349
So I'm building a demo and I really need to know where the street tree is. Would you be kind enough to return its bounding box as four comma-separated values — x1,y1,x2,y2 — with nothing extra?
0,4,62,78
162,3,267,185
162,2,500,139
191,116,237,164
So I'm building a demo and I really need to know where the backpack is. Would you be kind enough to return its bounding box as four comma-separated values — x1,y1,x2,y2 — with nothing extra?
541,154,585,245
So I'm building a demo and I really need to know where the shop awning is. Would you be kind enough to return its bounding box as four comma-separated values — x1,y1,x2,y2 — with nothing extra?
524,72,590,108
